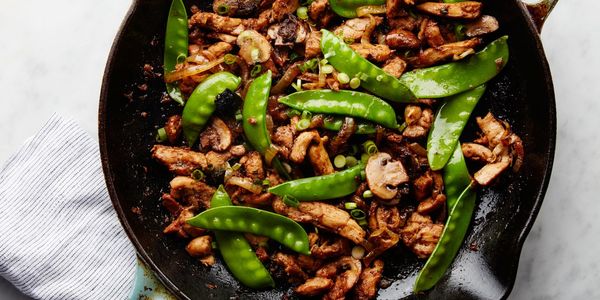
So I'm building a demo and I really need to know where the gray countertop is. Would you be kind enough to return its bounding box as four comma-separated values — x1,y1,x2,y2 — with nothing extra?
0,0,597,299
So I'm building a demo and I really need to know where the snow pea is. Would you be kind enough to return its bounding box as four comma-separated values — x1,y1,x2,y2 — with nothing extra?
443,143,472,209
182,72,241,145
414,181,476,292
279,90,399,129
243,71,273,154
268,164,364,201
427,85,486,170
399,36,509,99
414,143,474,291
329,0,385,18
210,186,274,289
322,116,376,135
320,30,416,103
187,206,311,255
242,71,290,179
164,0,188,105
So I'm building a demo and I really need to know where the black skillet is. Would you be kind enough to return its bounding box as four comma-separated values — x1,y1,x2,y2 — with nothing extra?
99,0,557,298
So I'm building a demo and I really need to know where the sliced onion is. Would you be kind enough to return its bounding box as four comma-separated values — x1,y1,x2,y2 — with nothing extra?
272,62,303,95
227,176,263,194
264,144,279,166
361,14,378,45
165,57,225,83
356,5,387,17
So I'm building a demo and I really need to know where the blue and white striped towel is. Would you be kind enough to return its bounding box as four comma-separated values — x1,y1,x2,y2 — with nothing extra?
0,115,135,299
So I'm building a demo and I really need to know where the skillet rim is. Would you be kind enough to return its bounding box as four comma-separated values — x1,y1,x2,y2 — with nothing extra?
98,1,556,299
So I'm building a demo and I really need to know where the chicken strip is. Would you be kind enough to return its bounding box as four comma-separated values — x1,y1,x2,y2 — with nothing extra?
354,260,384,300
169,176,216,209
290,130,321,164
401,212,443,258
152,145,207,175
273,200,367,244
296,277,334,297
413,38,482,67
308,140,334,175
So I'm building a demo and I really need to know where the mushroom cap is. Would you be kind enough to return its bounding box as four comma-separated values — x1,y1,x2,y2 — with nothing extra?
365,152,409,200
237,30,272,64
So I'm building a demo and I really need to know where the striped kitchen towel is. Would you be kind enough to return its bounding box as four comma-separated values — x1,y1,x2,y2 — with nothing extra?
0,114,135,299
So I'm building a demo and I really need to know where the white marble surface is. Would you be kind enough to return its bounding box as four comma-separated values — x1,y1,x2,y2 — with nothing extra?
0,0,597,299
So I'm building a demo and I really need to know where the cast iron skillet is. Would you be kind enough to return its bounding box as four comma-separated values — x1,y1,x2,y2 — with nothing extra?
99,1,557,299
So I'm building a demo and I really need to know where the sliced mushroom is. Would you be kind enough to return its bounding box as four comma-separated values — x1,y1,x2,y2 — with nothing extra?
365,152,410,200
199,117,232,151
415,2,482,20
464,15,499,37
237,30,272,64
213,0,261,17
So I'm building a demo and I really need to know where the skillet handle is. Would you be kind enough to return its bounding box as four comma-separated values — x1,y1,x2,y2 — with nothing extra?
522,0,559,32
129,257,177,300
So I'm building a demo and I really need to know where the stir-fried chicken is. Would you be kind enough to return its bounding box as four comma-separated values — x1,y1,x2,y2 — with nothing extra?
316,257,362,300
464,15,499,37
309,140,335,175
335,17,383,42
412,38,482,67
199,117,232,151
385,28,421,49
186,235,215,266
354,260,384,300
305,31,323,58
270,0,299,22
273,252,308,282
290,130,321,164
272,124,295,158
464,112,525,185
382,56,408,78
164,115,182,144
296,277,334,297
401,212,443,258
420,18,445,48
462,142,495,162
164,207,206,238
152,145,207,175
191,12,246,34
403,105,434,138
273,200,367,244
350,43,393,63
240,151,265,180
169,176,216,209
309,232,351,259
368,202,404,233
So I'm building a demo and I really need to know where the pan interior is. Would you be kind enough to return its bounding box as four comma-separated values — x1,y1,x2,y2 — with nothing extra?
99,1,555,299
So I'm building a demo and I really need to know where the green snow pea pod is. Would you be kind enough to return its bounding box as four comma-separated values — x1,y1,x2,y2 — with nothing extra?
182,72,241,145
399,36,509,99
243,71,273,154
210,186,274,289
242,70,290,179
414,180,476,292
322,116,376,135
164,0,188,105
268,164,364,201
427,85,486,170
443,143,472,209
329,0,386,18
279,90,398,129
320,30,416,103
280,90,398,129
187,206,310,255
